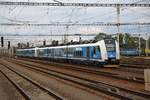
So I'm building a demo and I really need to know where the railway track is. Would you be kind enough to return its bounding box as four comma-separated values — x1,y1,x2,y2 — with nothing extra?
0,63,65,100
116,66,144,74
120,57,150,69
3,58,150,100
15,57,145,75
17,57,144,74
0,70,31,100
11,57,144,83
120,63,150,69
26,58,144,75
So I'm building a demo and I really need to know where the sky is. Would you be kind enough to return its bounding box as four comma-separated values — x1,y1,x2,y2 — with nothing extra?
0,0,150,46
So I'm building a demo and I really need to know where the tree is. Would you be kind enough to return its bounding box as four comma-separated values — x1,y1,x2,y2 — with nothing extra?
94,33,111,41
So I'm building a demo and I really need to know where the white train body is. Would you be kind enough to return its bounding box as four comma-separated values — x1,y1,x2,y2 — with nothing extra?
16,39,120,66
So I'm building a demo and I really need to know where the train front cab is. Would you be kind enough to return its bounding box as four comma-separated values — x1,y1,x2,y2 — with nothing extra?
104,38,120,64
85,41,108,66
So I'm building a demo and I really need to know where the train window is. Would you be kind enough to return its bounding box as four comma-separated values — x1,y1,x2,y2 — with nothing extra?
80,51,83,57
70,48,72,54
74,48,82,57
49,49,51,55
59,49,61,56
75,49,77,57
104,39,116,51
50,49,52,53
77,51,79,57
93,46,100,55
80,51,82,57
68,48,71,54
106,44,115,51
47,49,50,56
75,51,82,57
79,51,81,57
94,47,96,54
71,48,73,55
74,50,76,57
64,48,67,54
51,49,53,53
56,49,59,56
75,51,77,57
51,49,54,56
97,46,100,52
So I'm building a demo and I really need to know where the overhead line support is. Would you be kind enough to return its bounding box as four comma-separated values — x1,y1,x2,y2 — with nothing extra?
0,2,150,7
0,23,150,26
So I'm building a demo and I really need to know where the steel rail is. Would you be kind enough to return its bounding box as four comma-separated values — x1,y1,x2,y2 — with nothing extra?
13,58,144,83
6,59,150,99
13,58,144,82
0,62,65,100
0,69,32,100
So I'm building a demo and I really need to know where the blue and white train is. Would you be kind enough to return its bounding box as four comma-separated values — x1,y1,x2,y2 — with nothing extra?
15,38,120,66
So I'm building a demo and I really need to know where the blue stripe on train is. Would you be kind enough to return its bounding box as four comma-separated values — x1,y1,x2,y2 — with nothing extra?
82,47,87,64
90,47,94,64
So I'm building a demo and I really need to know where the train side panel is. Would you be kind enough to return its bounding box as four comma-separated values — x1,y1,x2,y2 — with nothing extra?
15,39,120,66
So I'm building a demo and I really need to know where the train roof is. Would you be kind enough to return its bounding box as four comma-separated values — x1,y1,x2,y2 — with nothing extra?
17,40,105,51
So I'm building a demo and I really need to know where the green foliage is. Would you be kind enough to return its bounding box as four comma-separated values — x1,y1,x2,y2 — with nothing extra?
94,33,111,41
118,33,146,49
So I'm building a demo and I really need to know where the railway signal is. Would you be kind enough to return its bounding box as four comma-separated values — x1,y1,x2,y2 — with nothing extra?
27,42,29,47
145,35,150,56
1,36,4,47
8,41,10,49
43,40,46,46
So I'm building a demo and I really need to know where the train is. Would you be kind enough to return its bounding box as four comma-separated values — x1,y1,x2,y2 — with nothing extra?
15,38,120,66
120,48,139,56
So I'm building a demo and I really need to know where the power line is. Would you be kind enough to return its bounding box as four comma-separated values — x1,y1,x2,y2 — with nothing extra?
52,0,62,3
1,33,149,37
0,22,150,26
0,2,149,7
0,33,97,36
0,15,35,24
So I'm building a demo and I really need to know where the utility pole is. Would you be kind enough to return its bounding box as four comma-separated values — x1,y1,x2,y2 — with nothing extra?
65,25,69,62
78,34,82,43
145,33,149,56
27,42,29,47
8,41,10,49
1,36,4,47
43,40,46,46
138,34,141,56
79,36,82,43
50,32,52,44
123,33,126,44
116,6,120,47
64,25,69,43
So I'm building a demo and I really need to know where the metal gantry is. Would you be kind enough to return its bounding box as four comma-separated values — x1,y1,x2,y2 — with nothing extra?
0,2,150,7
0,1,150,56
0,23,150,26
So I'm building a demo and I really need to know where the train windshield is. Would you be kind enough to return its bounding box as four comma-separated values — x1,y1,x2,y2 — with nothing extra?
104,39,116,51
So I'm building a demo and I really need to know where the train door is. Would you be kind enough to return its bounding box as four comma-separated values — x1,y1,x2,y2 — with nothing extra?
86,47,90,64
90,47,94,64
87,47,89,59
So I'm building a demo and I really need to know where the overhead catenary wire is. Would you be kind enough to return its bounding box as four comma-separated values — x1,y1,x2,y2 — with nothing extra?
0,2,150,7
0,0,149,44
0,22,150,26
